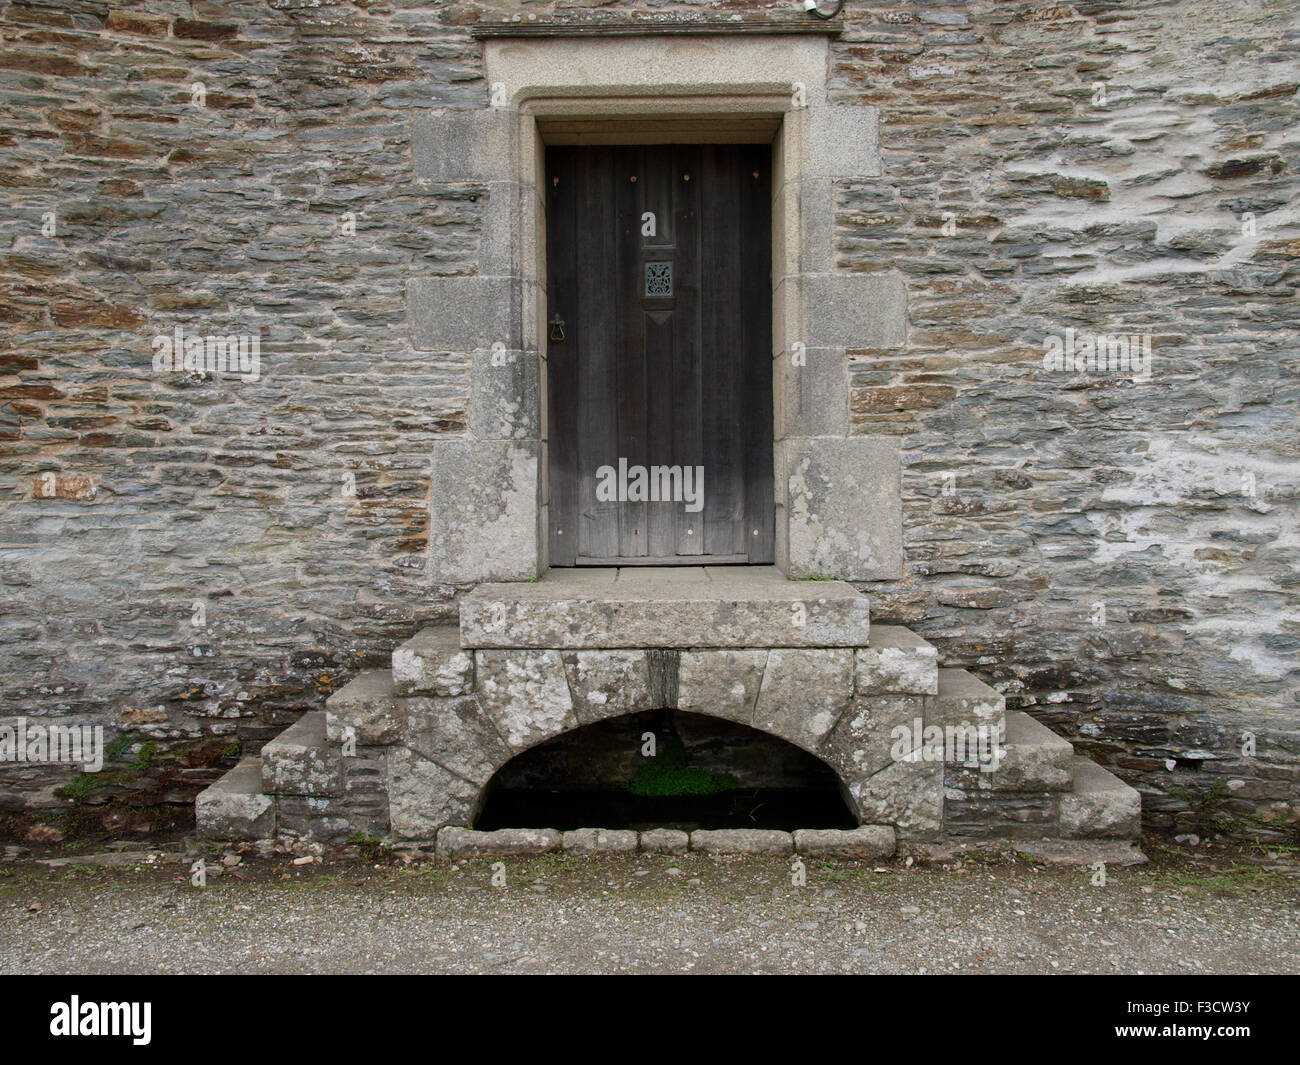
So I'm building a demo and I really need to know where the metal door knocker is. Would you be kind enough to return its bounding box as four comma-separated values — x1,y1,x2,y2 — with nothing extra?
549,314,566,342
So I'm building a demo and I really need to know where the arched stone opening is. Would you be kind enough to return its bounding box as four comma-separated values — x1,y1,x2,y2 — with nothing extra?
474,708,858,832
380,641,944,842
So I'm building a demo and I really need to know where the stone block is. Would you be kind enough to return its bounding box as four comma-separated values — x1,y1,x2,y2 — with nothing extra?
639,828,690,854
752,648,854,754
275,795,357,844
849,760,944,841
260,712,342,797
773,275,800,361
460,572,870,648
196,756,275,840
387,750,481,840
781,437,903,580
561,650,655,725
408,275,520,352
483,36,828,106
948,711,1073,792
483,179,527,279
404,695,512,786
412,108,516,183
820,695,925,781
435,827,562,857
803,271,906,349
943,791,1058,840
926,669,1005,732
676,649,767,724
798,177,836,274
468,347,540,440
773,177,799,283
794,825,895,860
474,649,578,751
775,345,849,439
392,625,475,697
325,669,405,747
562,828,639,853
807,104,881,178
1058,758,1141,839
1011,840,1148,868
429,439,539,584
690,829,793,855
855,626,939,695
523,279,545,356
480,180,522,276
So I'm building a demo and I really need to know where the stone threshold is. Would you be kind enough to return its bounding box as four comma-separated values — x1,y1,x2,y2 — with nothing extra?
431,825,895,860
460,566,871,649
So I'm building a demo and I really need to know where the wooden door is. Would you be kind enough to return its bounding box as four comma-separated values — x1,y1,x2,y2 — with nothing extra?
545,144,773,566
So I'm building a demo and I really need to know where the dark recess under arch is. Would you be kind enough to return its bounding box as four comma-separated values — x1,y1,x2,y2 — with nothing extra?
476,709,858,831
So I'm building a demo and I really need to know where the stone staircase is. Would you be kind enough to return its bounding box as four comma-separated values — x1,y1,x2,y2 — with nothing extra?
197,569,1140,856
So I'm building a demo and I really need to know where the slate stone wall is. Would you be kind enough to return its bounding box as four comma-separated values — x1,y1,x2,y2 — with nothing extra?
0,0,1295,840
829,0,1299,838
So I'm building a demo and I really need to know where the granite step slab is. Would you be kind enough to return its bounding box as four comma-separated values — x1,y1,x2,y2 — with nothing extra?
392,624,474,696
260,711,342,797
196,755,275,840
926,668,1006,733
1059,757,1142,839
460,570,870,649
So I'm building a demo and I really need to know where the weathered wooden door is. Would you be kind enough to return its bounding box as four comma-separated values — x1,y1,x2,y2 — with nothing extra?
546,144,773,566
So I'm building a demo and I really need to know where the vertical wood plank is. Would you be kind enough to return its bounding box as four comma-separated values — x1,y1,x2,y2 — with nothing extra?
645,146,677,558
578,146,620,560
743,143,775,564
700,144,744,558
617,146,647,557
672,144,704,556
546,146,579,566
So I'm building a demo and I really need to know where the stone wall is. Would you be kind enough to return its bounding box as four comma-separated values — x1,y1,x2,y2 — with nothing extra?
0,0,1296,840
829,0,1300,838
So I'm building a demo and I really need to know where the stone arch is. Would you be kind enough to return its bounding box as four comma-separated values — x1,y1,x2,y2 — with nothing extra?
387,646,937,841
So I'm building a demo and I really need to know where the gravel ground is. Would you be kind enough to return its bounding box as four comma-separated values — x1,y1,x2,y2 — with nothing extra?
2,840,1297,974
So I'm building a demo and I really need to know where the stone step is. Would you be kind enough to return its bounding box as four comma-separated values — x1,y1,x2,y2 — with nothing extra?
927,668,1005,732
998,711,1075,789
195,755,275,840
1058,756,1142,839
325,668,404,746
459,567,870,649
260,711,342,797
904,838,1147,867
855,624,938,695
948,710,1074,791
392,624,474,696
